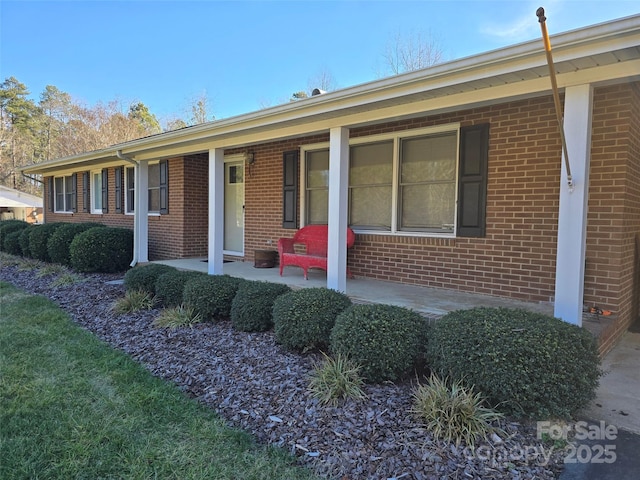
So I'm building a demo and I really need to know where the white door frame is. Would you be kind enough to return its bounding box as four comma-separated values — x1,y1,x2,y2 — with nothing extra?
223,154,245,256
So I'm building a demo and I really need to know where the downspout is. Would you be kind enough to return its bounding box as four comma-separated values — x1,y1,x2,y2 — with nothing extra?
116,150,139,267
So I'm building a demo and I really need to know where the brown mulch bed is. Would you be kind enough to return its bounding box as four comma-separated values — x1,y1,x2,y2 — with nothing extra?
1,260,567,479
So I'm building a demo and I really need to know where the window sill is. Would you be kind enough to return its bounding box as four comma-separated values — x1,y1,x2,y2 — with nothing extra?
351,229,456,239
53,211,73,214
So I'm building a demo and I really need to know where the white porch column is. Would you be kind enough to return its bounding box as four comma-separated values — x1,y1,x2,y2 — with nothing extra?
136,161,149,263
208,148,225,275
327,127,350,292
554,84,593,325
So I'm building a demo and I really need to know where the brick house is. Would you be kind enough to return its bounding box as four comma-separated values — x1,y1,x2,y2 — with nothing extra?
23,15,640,352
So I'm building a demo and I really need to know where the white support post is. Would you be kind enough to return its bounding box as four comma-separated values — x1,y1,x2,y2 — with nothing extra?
327,127,350,292
553,84,593,325
208,148,225,275
136,161,149,263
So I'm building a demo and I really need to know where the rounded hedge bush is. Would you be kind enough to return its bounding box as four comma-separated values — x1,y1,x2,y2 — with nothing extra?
47,223,105,266
155,270,205,307
231,281,291,332
29,223,63,261
0,220,29,252
183,274,244,321
19,225,36,257
331,304,429,383
123,263,177,295
3,230,24,255
272,288,352,352
427,307,601,418
69,227,133,273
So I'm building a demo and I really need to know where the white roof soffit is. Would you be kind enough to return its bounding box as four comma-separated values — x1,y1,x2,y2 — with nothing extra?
23,14,640,174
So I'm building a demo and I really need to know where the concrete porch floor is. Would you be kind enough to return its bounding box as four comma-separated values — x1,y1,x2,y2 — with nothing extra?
153,258,611,337
155,257,559,319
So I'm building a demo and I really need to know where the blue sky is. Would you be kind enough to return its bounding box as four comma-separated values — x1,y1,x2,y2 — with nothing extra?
1,0,638,125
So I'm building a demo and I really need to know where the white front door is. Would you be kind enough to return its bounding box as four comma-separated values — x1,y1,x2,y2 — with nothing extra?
224,160,244,255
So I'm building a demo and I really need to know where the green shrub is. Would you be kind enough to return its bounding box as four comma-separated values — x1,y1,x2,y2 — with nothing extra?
69,227,133,273
3,230,24,255
427,307,601,418
29,223,63,261
155,270,205,308
231,281,291,332
123,263,177,295
19,225,36,257
410,374,503,447
47,223,105,266
272,288,352,352
0,220,29,252
183,275,244,321
330,304,428,383
308,352,367,406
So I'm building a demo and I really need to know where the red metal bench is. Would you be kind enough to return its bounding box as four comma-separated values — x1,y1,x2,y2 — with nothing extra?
278,225,356,279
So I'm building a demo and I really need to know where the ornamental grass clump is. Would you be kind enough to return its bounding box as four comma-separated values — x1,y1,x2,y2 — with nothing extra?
272,288,352,352
308,352,367,406
428,307,601,418
330,303,429,383
231,281,291,332
112,289,156,314
153,305,202,329
411,374,503,447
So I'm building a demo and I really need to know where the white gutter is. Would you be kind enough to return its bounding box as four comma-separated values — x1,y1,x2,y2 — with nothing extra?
116,150,139,267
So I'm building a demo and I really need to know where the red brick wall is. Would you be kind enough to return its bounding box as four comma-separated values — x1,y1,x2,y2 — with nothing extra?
43,156,200,261
592,84,640,354
41,82,639,353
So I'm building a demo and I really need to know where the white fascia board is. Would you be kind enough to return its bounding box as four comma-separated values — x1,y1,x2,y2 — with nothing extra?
127,60,639,161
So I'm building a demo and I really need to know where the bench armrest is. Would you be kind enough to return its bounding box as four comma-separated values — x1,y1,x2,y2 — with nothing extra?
278,237,296,255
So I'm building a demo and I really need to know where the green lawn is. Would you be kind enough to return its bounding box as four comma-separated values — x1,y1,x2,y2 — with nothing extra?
0,281,316,480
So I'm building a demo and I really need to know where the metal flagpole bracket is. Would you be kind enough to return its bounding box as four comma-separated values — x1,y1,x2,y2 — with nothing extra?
537,7,574,192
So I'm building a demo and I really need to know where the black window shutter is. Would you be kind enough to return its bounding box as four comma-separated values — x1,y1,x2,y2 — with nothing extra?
71,173,78,213
159,160,168,214
101,168,109,213
47,177,54,212
282,150,298,229
82,172,90,212
457,123,489,237
114,167,123,213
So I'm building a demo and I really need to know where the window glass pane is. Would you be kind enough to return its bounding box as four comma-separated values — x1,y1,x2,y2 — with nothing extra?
148,164,160,189
306,150,329,188
149,188,160,212
350,186,392,229
307,189,328,224
55,177,64,211
400,183,455,231
64,175,73,212
93,172,102,211
126,167,134,213
350,141,393,186
401,132,456,183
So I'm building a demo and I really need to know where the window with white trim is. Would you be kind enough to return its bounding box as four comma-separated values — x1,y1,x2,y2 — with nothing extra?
125,161,168,214
91,171,103,213
301,125,459,235
54,175,75,213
